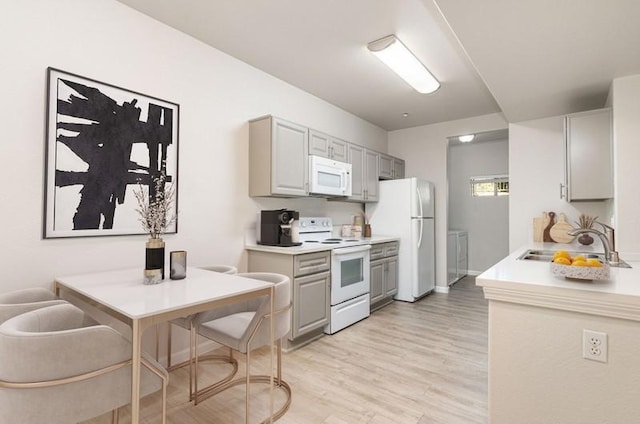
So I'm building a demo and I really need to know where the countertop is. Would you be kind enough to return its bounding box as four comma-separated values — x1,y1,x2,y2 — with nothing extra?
245,235,400,255
477,243,640,321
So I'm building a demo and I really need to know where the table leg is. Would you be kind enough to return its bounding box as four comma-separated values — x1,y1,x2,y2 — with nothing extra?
131,319,142,424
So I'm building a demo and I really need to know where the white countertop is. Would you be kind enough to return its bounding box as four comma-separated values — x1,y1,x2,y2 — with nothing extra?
477,243,640,320
245,235,400,255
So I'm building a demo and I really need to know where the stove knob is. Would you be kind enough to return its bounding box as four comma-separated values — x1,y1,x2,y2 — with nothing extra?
323,220,329,227
301,221,307,227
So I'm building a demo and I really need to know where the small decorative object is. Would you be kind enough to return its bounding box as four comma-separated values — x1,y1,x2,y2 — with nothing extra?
575,214,597,246
134,173,177,283
363,224,372,238
170,251,187,280
341,225,353,238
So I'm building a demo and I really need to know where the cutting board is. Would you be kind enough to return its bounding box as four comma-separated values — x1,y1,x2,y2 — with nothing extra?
550,213,576,243
533,212,548,242
543,212,556,242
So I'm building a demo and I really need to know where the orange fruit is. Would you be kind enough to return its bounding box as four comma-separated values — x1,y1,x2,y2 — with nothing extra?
571,259,587,267
553,257,571,265
586,258,603,267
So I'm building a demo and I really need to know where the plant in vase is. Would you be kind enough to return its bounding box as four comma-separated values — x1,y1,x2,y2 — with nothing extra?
575,214,597,245
133,172,176,283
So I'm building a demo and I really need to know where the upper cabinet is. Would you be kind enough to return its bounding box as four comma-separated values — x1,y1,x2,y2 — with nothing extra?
309,130,348,162
563,108,613,201
249,116,309,197
348,145,379,202
380,154,406,180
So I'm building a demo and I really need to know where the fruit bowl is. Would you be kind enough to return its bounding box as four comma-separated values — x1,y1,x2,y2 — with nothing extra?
550,261,610,281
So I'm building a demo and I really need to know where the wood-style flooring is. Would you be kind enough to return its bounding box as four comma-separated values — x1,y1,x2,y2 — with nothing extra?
84,276,487,424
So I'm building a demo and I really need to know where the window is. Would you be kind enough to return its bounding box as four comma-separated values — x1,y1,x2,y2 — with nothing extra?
471,175,509,197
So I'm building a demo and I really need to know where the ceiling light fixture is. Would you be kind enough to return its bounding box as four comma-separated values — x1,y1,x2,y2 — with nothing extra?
367,34,440,94
458,134,475,143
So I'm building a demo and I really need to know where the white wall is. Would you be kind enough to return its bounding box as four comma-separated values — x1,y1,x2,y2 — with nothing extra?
448,139,509,273
0,0,387,294
509,117,612,252
388,113,508,290
611,75,640,256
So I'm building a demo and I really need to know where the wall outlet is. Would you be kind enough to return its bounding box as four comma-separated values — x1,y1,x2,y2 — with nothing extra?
583,330,608,363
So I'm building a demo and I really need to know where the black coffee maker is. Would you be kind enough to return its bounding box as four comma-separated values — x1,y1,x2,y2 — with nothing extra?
257,209,302,247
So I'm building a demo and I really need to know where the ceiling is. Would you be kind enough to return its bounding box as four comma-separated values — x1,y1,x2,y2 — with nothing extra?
116,0,640,131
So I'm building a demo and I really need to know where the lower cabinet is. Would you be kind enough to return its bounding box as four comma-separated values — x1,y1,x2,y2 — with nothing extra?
369,241,399,311
247,249,330,350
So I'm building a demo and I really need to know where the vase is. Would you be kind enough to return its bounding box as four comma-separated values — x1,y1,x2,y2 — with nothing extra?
363,224,372,238
145,237,165,282
577,233,594,246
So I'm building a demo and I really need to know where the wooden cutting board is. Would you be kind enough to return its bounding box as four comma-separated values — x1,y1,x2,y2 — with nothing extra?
550,213,576,243
533,212,547,242
543,212,556,242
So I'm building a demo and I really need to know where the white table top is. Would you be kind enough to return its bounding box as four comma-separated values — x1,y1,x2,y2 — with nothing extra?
55,267,272,320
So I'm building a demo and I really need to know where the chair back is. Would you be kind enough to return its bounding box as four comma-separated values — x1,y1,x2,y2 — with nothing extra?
200,265,237,274
236,272,291,348
0,287,66,324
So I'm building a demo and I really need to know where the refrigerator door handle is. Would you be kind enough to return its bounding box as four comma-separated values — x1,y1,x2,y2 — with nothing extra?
417,218,424,248
416,187,424,218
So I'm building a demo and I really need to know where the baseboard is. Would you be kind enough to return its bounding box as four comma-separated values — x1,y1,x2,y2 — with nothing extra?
434,285,449,294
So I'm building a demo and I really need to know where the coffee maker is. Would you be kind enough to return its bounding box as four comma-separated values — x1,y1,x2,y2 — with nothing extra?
257,209,302,247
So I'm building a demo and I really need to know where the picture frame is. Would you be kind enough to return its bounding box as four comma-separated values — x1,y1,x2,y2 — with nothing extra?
44,67,179,238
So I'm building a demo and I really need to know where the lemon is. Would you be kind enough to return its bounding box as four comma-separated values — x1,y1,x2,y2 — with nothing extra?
572,255,586,263
553,257,571,265
586,258,603,268
571,259,588,267
553,250,571,260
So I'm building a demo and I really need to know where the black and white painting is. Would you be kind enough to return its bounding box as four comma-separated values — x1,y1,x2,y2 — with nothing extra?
44,68,179,238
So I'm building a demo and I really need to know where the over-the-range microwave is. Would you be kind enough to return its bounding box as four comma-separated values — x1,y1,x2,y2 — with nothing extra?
308,155,352,197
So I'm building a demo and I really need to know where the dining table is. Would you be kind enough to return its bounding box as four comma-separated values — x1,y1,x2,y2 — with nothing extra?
54,266,275,424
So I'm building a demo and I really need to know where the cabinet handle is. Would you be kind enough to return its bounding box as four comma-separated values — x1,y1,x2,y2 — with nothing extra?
559,183,565,199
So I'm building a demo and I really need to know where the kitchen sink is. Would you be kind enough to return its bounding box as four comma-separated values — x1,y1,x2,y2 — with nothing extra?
517,249,632,268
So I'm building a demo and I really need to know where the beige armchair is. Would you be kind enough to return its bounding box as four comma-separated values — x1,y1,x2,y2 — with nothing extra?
193,272,292,423
0,287,66,324
0,303,168,424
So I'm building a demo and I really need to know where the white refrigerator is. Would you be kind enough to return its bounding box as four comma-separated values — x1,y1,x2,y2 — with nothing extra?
366,178,435,302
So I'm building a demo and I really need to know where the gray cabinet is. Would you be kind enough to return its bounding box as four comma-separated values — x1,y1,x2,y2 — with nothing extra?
380,154,406,180
309,129,348,162
370,241,399,311
348,145,379,202
247,249,330,350
249,115,309,197
563,108,613,201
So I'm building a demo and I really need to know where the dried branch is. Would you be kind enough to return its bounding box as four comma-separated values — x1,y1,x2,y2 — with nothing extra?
133,173,176,239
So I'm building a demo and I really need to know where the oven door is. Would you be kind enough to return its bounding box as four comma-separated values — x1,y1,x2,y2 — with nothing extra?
331,245,370,305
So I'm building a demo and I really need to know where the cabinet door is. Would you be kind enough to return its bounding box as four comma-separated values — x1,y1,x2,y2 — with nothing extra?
457,233,468,279
309,129,331,158
364,149,379,202
385,257,398,296
347,144,365,201
379,154,394,180
272,118,309,196
370,259,385,305
564,108,613,201
291,271,330,339
330,138,349,162
393,158,405,179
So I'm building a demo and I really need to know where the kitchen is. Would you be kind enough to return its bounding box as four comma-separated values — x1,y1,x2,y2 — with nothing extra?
2,1,640,424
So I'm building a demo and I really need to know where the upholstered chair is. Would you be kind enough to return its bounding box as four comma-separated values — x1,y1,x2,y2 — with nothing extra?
0,303,168,424
0,287,67,324
193,272,292,423
165,264,238,400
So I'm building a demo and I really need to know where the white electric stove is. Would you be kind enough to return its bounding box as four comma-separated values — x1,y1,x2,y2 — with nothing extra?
299,217,371,334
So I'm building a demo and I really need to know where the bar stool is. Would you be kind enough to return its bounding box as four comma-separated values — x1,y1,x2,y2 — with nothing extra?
193,272,292,423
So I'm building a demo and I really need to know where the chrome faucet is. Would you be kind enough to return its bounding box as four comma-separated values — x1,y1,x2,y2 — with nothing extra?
568,225,619,265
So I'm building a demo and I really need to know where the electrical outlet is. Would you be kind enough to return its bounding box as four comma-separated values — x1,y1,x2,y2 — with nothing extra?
583,330,608,363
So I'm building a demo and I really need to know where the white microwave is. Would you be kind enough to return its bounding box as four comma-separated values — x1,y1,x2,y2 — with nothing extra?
309,155,352,197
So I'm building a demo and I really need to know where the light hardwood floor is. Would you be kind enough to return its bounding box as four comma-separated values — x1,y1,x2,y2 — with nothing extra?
85,276,487,424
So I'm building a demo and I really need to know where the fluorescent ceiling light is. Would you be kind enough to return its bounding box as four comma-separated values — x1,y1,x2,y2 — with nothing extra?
458,134,475,143
367,34,440,94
